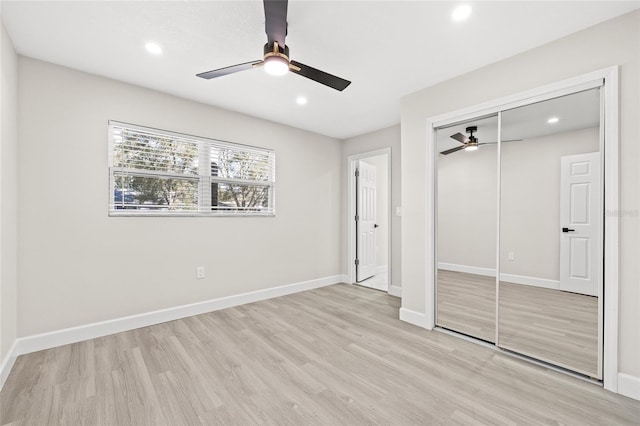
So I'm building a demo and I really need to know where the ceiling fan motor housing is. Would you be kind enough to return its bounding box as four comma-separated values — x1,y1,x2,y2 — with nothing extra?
466,126,478,143
264,42,290,62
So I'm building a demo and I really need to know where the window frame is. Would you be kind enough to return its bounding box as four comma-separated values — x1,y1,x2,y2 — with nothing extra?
108,121,276,217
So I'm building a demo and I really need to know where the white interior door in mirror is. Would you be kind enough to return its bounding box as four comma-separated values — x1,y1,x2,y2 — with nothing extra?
560,152,601,297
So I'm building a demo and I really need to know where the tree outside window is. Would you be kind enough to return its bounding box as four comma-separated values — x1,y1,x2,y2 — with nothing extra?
109,122,274,215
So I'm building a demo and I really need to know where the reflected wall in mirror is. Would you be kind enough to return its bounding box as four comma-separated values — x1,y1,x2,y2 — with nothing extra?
498,88,602,378
436,115,498,343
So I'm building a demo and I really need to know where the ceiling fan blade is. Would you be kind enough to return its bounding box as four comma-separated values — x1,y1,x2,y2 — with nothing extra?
450,133,468,144
196,60,263,79
264,0,288,47
290,60,351,91
440,146,466,155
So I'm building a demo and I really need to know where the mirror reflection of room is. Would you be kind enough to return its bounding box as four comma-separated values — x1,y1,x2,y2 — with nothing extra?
435,88,602,379
436,115,498,343
498,88,602,378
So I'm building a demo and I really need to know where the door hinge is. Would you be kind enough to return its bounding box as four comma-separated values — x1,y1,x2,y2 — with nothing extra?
355,259,360,266
355,169,360,177
355,215,359,222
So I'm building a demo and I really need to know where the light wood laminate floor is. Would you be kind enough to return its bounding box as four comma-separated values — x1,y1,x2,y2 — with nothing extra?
3,284,638,425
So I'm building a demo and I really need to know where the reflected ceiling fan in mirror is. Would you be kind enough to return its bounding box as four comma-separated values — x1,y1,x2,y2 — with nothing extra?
440,126,520,155
196,0,351,91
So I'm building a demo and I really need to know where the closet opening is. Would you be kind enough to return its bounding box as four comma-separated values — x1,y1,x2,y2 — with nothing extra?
425,67,619,390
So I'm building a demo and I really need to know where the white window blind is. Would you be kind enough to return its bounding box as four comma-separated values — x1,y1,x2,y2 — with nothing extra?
109,121,275,216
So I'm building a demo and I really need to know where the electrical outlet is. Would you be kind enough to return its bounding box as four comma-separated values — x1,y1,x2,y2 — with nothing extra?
196,266,205,279
508,252,515,261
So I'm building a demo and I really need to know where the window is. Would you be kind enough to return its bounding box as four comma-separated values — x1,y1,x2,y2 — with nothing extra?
108,121,275,216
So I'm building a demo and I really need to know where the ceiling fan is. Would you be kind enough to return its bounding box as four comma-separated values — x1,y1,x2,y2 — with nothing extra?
196,0,351,91
440,126,520,155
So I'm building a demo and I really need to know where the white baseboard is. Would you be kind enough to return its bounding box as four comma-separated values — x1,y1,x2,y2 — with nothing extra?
16,275,344,358
500,273,560,290
399,307,432,329
438,262,495,277
0,340,19,390
388,285,402,298
618,373,640,401
438,262,560,290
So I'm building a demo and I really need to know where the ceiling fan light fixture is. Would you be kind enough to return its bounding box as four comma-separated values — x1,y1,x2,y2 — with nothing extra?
196,2,351,91
464,145,479,152
264,55,289,76
263,42,290,76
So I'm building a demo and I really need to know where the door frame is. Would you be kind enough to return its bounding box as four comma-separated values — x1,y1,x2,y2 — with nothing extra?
347,148,392,290
423,66,619,392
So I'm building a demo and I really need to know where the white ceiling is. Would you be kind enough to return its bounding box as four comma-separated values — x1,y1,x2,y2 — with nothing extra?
436,88,601,152
2,1,639,139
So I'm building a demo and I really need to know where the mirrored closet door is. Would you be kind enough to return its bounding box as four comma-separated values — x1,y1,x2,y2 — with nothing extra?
434,86,603,379
497,88,602,379
436,115,498,343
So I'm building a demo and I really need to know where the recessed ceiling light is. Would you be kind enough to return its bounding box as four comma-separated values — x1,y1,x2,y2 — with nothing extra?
452,5,472,22
145,42,163,55
296,96,308,106
547,117,560,124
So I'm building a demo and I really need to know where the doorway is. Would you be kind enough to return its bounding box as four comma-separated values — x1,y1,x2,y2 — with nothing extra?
348,149,391,292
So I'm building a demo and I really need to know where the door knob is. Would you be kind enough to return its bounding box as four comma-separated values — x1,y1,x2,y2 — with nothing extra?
374,224,379,228
562,227,575,232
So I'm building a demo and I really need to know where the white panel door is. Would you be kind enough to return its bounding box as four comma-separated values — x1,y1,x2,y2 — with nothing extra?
560,152,601,297
356,160,377,282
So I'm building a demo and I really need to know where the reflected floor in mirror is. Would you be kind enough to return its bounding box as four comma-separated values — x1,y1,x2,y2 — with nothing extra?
436,270,598,377
499,281,598,377
436,270,496,342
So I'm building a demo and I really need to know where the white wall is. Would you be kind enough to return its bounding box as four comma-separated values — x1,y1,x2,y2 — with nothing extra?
500,127,599,280
438,127,599,281
0,18,18,371
438,143,497,271
342,125,401,288
401,11,640,376
362,155,388,269
17,57,343,337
